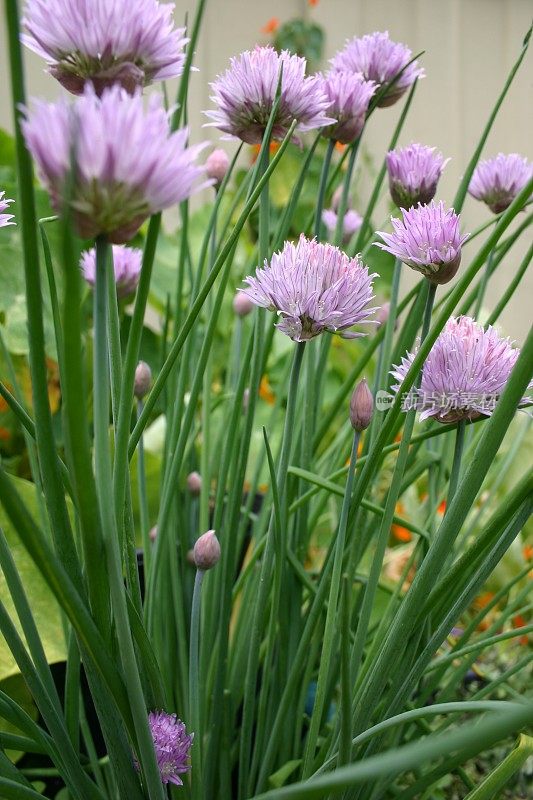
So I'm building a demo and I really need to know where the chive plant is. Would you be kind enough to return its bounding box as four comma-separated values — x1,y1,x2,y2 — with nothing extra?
0,2,532,799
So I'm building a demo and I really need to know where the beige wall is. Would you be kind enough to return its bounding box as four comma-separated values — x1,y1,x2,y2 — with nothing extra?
1,0,532,339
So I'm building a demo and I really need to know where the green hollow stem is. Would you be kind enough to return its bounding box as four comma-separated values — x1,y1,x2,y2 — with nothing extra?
348,282,436,719
335,140,359,246
368,259,402,451
136,400,151,573
93,238,165,800
353,80,418,254
447,419,466,509
313,701,523,778
128,120,297,457
251,703,533,800
239,341,306,799
487,239,533,326
473,248,494,320
113,213,161,548
350,321,533,741
301,431,360,777
346,175,533,542
315,139,335,239
189,569,205,800
4,0,78,583
463,733,533,800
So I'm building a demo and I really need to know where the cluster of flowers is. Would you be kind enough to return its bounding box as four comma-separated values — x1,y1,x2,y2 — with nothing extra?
1,0,531,783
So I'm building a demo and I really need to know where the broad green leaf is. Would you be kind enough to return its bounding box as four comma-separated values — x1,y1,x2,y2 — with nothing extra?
0,476,67,682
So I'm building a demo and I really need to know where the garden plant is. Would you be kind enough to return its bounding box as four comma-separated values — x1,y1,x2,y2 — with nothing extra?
0,1,532,798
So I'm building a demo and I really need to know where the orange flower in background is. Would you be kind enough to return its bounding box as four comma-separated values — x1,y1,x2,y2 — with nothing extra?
523,544,533,560
391,501,412,542
335,142,347,154
259,375,276,405
308,0,319,6
472,591,496,631
250,141,281,163
0,393,11,413
512,615,530,646
0,427,11,441
261,17,279,34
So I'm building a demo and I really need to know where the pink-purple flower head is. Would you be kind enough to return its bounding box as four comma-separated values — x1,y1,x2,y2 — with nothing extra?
22,84,209,243
242,234,377,342
468,153,533,214
0,192,14,228
322,208,362,244
205,46,335,145
375,201,468,285
80,245,142,297
22,0,188,95
386,143,449,209
391,316,527,423
330,31,424,108
319,71,376,144
137,712,192,785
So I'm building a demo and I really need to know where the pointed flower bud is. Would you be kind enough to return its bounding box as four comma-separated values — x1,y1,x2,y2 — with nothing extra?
375,301,390,328
468,153,533,214
193,530,221,571
386,143,449,209
206,148,230,185
233,290,255,317
134,361,152,399
350,378,373,431
186,471,202,496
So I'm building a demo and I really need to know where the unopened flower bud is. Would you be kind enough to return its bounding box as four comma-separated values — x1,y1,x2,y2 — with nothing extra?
332,186,352,213
376,302,390,328
134,361,152,399
149,525,157,543
193,529,221,571
233,290,254,317
186,471,202,496
350,378,373,431
206,148,230,185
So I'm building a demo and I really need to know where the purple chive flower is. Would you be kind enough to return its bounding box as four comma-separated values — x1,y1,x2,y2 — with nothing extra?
80,245,142,297
391,316,528,423
322,208,362,244
319,71,376,144
22,84,209,243
330,31,424,107
468,153,533,214
242,234,377,342
138,711,192,785
0,192,15,227
375,201,468,285
205,46,335,145
386,143,449,209
22,0,188,95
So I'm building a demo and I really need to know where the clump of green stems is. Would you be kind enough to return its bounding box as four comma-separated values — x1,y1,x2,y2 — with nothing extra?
0,2,532,799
